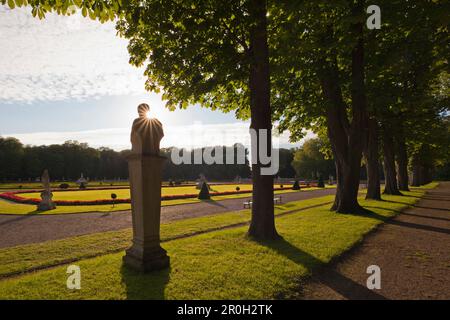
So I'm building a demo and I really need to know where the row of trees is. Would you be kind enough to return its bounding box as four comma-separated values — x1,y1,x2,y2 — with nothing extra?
0,138,256,181
2,135,317,181
1,134,340,183
3,0,448,239
161,145,252,181
2,131,447,184
273,1,448,212
0,138,129,181
291,138,335,180
0,133,342,183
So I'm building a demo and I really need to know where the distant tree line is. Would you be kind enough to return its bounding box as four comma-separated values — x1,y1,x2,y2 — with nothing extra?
291,138,336,180
0,139,130,181
2,134,448,184
160,145,252,181
0,139,256,182
0,137,308,182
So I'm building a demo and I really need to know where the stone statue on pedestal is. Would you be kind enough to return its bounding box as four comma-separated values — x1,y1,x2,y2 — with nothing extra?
37,169,56,211
196,173,208,190
131,103,164,155
123,103,170,272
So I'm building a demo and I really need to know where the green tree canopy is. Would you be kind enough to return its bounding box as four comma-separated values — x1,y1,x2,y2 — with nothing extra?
291,138,335,180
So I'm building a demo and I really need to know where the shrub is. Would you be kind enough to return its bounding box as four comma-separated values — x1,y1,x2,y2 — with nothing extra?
317,175,325,188
59,183,70,189
79,182,87,189
198,182,210,200
292,180,300,190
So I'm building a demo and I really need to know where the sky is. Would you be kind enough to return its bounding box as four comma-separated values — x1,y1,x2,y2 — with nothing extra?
0,6,310,151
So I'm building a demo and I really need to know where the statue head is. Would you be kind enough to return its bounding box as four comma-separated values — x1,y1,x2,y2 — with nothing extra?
131,103,164,155
137,103,150,119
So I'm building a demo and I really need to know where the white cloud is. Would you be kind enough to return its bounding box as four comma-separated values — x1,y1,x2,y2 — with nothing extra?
0,6,146,103
5,122,315,150
0,7,315,149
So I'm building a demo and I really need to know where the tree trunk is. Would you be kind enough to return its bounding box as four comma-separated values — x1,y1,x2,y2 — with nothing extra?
320,3,368,213
321,66,363,213
247,0,278,239
411,152,421,186
396,132,410,191
423,165,433,184
410,145,433,186
331,158,343,209
364,117,381,200
411,164,421,186
331,152,364,212
382,128,402,195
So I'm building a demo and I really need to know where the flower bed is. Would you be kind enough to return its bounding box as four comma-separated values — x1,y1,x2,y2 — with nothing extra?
0,184,316,206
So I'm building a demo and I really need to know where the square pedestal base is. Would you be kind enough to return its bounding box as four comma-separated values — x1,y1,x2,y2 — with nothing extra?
123,245,170,272
37,202,56,211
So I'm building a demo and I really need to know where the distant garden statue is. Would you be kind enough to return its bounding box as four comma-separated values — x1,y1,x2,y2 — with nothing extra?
76,173,87,189
196,173,209,190
37,169,56,211
123,103,170,272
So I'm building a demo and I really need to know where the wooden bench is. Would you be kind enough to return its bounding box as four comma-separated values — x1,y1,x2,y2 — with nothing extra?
274,196,282,204
243,196,282,208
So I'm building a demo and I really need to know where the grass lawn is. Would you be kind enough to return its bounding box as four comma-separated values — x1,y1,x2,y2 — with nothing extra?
0,195,336,277
0,185,333,215
0,183,436,299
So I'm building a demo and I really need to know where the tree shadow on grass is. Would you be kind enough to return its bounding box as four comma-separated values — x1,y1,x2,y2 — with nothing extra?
410,204,450,212
120,263,171,300
355,206,450,235
255,237,386,300
342,207,390,222
200,199,227,208
420,197,450,202
385,217,450,235
396,191,450,201
400,212,450,222
410,190,448,197
383,199,450,211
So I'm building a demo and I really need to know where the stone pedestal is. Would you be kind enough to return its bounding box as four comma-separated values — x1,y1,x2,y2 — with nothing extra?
123,153,169,272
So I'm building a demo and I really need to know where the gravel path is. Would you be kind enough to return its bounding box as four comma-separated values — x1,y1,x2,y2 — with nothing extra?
297,182,450,300
0,188,336,249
